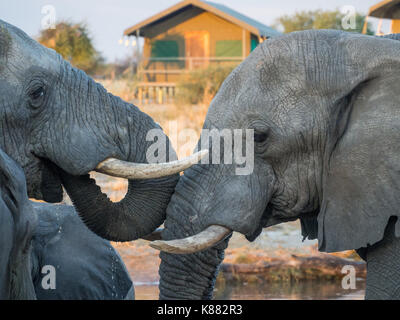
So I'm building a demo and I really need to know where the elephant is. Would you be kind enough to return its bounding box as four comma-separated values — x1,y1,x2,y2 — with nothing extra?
0,147,133,299
151,30,400,300
31,202,134,300
0,147,36,299
0,19,205,298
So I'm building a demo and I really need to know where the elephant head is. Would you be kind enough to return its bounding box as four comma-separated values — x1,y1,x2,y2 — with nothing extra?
0,20,205,242
152,30,400,299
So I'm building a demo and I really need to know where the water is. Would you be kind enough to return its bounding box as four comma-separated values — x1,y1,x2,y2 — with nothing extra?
134,279,366,300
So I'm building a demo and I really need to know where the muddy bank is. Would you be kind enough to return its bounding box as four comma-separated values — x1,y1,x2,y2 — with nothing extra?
213,280,366,300
218,253,366,285
116,242,366,300
113,239,366,286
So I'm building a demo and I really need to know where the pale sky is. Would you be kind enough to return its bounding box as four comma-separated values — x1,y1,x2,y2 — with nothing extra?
0,0,390,62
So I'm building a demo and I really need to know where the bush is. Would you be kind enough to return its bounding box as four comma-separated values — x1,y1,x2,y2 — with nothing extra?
38,21,104,75
275,9,374,35
175,63,238,106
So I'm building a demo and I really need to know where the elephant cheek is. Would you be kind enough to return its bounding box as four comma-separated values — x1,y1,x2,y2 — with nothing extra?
40,159,63,203
199,168,275,240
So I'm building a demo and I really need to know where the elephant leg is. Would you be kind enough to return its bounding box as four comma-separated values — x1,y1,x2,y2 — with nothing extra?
365,218,400,299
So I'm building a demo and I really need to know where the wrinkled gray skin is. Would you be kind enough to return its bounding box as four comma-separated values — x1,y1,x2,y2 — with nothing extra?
0,20,177,299
159,30,400,299
0,147,36,299
31,202,134,300
0,19,179,242
0,148,133,300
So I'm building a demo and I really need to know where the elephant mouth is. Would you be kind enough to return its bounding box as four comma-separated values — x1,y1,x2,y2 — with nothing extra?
149,203,318,254
39,158,64,203
36,150,210,203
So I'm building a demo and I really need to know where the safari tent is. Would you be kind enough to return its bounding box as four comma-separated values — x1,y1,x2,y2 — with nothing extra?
364,0,400,34
123,0,280,103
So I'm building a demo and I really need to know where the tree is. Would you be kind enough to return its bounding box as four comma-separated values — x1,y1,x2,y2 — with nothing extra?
275,9,374,35
38,21,104,74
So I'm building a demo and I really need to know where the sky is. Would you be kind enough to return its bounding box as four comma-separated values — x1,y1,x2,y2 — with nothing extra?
0,0,390,62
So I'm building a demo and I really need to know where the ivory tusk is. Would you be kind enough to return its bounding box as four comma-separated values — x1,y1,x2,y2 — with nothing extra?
149,225,232,254
95,149,208,179
141,228,163,241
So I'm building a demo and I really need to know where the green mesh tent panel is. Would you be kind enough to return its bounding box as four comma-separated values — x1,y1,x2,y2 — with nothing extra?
215,40,242,57
251,38,258,52
151,40,179,57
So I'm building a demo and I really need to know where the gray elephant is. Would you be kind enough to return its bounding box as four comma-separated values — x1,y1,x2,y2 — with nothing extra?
0,148,133,299
0,19,185,241
152,30,400,300
0,20,204,298
31,202,134,300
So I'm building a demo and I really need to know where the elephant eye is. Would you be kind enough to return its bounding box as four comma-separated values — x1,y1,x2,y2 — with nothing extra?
254,132,268,143
29,86,46,108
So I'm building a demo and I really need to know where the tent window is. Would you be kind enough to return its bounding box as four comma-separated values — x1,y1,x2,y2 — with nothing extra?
151,40,179,57
215,40,242,57
251,38,259,52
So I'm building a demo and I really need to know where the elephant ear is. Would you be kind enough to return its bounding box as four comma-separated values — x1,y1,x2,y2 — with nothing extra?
301,33,400,245
317,34,400,252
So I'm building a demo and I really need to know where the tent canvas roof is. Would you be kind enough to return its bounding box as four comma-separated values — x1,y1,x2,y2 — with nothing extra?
368,0,400,19
124,0,280,38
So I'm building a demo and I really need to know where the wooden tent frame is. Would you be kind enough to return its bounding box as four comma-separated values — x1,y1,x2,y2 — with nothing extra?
124,0,269,39
363,0,400,34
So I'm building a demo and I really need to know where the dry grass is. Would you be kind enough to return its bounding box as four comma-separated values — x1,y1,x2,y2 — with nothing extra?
99,79,137,102
86,171,127,202
175,63,238,106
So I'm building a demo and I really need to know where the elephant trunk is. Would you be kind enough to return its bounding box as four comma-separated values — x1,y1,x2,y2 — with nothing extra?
156,154,275,299
59,92,180,242
158,171,230,299
60,172,178,242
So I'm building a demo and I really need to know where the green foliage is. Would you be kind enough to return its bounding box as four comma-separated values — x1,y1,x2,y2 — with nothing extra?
275,9,374,35
175,63,238,106
38,21,104,74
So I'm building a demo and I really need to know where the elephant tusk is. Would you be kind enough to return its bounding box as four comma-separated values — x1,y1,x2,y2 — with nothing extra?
141,228,163,241
149,225,232,254
95,149,208,179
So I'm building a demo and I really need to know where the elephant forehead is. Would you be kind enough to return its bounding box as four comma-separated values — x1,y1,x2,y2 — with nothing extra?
207,71,264,127
0,20,60,81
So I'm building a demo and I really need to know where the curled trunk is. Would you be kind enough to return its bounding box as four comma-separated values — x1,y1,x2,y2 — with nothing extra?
60,171,178,242
58,89,180,242
158,173,230,299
